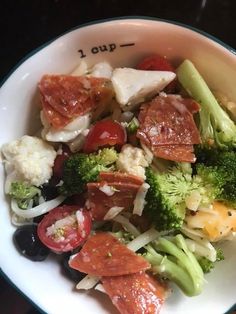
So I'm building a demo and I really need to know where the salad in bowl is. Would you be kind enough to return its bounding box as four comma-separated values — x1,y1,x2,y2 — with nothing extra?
1,18,236,314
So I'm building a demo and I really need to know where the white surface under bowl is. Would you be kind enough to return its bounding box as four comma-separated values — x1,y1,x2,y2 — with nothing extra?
0,17,236,314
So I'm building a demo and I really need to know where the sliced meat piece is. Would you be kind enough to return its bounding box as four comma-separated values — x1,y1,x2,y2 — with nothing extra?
39,75,113,129
99,171,144,186
87,181,141,221
41,100,72,129
153,144,196,163
102,272,167,314
137,94,201,146
69,232,150,277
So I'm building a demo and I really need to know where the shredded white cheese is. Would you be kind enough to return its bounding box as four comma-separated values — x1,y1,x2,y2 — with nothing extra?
99,184,115,196
133,182,150,216
76,275,99,290
112,214,140,237
95,284,106,294
103,206,124,220
126,228,160,252
185,190,202,211
46,214,76,237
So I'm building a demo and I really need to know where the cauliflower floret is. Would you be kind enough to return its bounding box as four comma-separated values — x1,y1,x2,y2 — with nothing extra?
116,144,149,179
1,135,57,188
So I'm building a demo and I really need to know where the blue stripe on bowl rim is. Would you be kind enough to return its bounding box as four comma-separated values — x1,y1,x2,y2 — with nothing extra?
0,15,235,314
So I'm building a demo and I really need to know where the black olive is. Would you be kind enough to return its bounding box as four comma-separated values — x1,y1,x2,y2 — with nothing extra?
41,182,59,201
13,224,50,261
61,253,86,282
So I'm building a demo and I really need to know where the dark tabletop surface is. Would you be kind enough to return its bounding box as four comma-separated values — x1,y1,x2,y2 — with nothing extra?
1,0,236,313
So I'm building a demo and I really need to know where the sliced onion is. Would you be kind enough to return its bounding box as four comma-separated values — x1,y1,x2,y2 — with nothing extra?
126,228,160,252
185,239,216,262
112,214,140,237
197,205,218,215
11,195,66,219
103,206,124,220
181,224,206,241
11,213,33,226
76,275,99,290
181,224,217,262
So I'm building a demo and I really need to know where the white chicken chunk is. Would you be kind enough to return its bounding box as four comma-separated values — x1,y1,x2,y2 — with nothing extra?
111,68,176,110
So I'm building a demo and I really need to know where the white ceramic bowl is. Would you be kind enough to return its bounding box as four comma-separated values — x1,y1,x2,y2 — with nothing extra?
0,17,236,314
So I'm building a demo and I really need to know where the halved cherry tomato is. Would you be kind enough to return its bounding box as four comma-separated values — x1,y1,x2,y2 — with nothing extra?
37,205,91,253
53,145,71,180
83,120,126,153
136,55,177,93
137,54,175,72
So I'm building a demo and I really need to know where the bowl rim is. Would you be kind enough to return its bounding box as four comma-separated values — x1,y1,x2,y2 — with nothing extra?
0,15,235,314
1,15,236,88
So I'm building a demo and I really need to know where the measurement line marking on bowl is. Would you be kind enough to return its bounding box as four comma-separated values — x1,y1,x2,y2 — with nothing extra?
78,42,135,58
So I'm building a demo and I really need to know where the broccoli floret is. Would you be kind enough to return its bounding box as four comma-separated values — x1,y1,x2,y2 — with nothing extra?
198,248,224,273
198,257,214,273
196,148,236,205
177,60,236,149
144,234,204,296
144,166,201,231
61,148,118,196
111,230,135,244
195,164,225,203
127,117,139,134
9,181,41,209
145,156,236,231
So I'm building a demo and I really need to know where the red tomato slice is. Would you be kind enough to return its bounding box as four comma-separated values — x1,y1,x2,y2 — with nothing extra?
83,120,126,153
37,205,91,252
69,232,150,276
53,145,72,180
137,55,175,72
136,55,176,93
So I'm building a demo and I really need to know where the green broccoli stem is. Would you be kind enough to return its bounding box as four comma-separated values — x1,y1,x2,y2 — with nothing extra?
174,235,204,293
144,234,204,297
145,245,195,296
177,60,236,148
153,236,203,296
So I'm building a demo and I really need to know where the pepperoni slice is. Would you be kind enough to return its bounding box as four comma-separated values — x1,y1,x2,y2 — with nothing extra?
137,95,201,146
39,75,113,129
87,181,141,221
99,171,144,185
42,100,71,129
102,272,167,314
69,233,150,276
153,144,196,163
